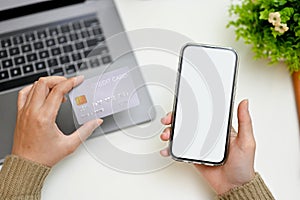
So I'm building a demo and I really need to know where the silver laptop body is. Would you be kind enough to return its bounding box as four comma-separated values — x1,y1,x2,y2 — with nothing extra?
0,0,154,163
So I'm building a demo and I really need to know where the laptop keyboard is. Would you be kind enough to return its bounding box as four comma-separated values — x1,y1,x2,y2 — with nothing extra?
0,14,112,92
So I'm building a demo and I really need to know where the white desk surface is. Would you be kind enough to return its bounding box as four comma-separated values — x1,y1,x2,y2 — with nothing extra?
42,0,300,199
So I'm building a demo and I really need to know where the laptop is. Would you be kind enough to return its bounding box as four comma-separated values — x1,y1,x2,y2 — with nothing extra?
0,0,154,163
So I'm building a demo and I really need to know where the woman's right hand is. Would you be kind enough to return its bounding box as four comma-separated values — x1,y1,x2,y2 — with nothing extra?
160,100,256,195
12,76,103,167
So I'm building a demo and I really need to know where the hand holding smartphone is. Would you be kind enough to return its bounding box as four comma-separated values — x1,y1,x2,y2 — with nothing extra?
170,44,238,166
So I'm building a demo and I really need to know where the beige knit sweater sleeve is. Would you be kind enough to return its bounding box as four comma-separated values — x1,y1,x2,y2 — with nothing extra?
216,173,275,200
0,155,50,200
0,155,275,200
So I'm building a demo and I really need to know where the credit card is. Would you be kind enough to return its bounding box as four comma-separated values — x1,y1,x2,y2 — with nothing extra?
69,67,140,125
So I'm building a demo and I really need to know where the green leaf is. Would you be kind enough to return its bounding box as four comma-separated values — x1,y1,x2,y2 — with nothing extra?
227,0,300,73
280,7,294,22
259,9,272,20
294,13,300,22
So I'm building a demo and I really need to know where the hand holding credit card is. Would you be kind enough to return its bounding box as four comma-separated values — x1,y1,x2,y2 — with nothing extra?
69,67,140,125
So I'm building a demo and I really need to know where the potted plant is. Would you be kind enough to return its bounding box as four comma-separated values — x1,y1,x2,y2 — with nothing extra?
228,0,300,121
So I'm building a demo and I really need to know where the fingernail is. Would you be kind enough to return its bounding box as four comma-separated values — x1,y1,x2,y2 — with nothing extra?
96,118,103,126
245,99,249,110
74,75,84,85
162,131,167,139
164,128,170,135
160,149,169,157
162,113,169,121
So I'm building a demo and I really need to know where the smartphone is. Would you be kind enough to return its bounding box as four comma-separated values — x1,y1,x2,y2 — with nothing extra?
170,43,238,166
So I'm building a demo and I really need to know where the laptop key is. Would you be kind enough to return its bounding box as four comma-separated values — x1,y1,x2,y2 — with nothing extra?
90,57,100,68
21,44,32,53
75,42,84,50
39,50,49,59
86,38,98,48
0,71,48,92
47,58,58,68
78,62,88,71
59,55,70,64
25,32,35,42
66,64,76,74
61,25,70,33
81,30,90,38
58,36,67,44
63,44,73,53
0,50,8,59
34,41,44,50
10,67,22,77
51,47,61,56
46,39,55,47
84,18,99,27
96,46,109,54
37,30,47,39
49,27,59,36
86,45,108,57
83,49,92,58
27,53,38,62
92,27,102,36
2,59,13,69
72,52,82,61
35,61,46,71
23,64,34,74
9,47,20,56
69,33,79,41
50,67,64,76
102,55,112,64
0,70,9,81
14,56,25,65
13,35,24,45
1,38,12,48
72,22,81,30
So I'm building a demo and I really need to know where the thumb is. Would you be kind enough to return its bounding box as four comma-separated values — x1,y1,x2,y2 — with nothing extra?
69,119,103,148
237,100,255,145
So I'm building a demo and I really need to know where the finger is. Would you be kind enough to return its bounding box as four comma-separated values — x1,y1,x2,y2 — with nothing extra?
67,119,103,149
161,112,173,125
237,100,255,144
24,81,37,108
62,96,67,103
160,127,171,141
44,76,84,119
17,84,33,111
230,127,238,137
30,76,67,108
193,163,210,174
160,148,170,157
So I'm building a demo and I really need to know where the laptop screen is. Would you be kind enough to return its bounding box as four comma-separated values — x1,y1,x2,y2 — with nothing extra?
0,0,50,11
0,0,85,21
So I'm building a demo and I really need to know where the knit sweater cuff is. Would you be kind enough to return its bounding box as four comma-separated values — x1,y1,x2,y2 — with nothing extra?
216,173,275,200
0,155,51,199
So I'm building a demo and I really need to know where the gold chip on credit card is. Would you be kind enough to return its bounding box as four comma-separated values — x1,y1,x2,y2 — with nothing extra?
75,95,87,105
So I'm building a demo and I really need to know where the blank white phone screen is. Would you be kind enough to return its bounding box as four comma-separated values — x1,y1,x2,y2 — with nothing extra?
172,45,237,164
